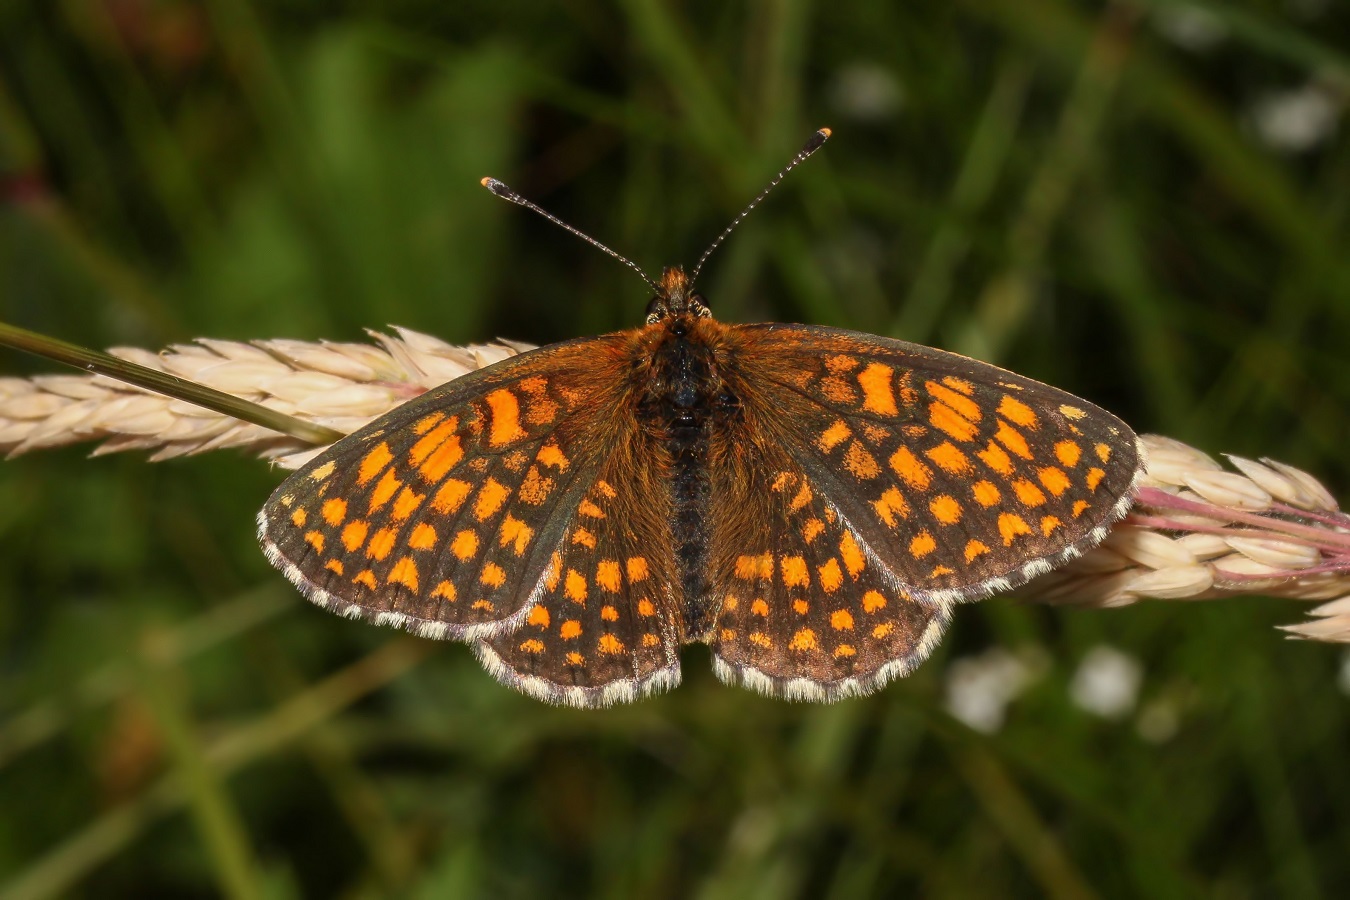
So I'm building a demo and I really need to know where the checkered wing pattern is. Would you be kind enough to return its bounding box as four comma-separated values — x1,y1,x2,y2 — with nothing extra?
474,441,684,707
706,442,950,701
722,324,1143,605
259,335,637,642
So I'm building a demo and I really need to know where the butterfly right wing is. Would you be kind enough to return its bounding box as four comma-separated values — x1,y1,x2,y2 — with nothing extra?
258,334,646,642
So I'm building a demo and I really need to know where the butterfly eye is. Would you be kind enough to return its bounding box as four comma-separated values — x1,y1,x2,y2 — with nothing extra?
645,297,667,322
690,294,713,318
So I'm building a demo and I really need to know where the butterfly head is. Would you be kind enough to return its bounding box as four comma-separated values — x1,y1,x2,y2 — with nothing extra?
645,266,712,325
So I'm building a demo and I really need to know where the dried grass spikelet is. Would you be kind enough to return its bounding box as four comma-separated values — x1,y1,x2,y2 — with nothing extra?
0,328,531,470
1014,435,1350,643
3,331,1348,644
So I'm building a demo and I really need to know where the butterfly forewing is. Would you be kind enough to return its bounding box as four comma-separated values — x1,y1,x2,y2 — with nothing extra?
720,324,1142,604
259,336,638,641
475,442,685,708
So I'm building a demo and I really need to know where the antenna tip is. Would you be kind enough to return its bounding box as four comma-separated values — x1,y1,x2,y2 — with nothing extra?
481,177,511,197
802,128,832,154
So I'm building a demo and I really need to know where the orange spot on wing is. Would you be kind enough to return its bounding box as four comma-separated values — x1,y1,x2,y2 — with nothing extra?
998,395,1039,429
844,442,881,479
750,632,772,649
1040,515,1062,535
342,520,369,552
418,433,464,483
537,444,569,470
789,481,813,511
909,531,936,558
1095,443,1112,462
839,532,866,578
972,480,1001,506
818,420,852,452
781,555,810,588
473,478,509,521
308,461,335,482
873,623,894,639
601,605,619,621
353,570,378,590
1059,405,1086,420
834,644,856,658
480,563,506,588
857,362,898,415
560,621,582,640
413,413,444,435
930,565,955,577
389,557,419,592
627,557,649,583
942,376,974,395
571,528,596,549
637,598,656,617
498,515,534,555
830,609,855,631
357,443,394,485
998,512,1032,545
366,528,397,561
1012,479,1047,507
578,499,605,518
735,553,774,580
519,639,545,654
927,381,983,422
792,599,809,614
1055,440,1082,467
642,633,660,648
930,494,962,525
485,389,526,447
929,401,979,442
565,569,587,604
889,446,932,490
802,518,826,543
431,581,457,601
598,634,625,654
566,652,583,666
964,540,990,562
528,605,550,627
392,486,425,521
596,560,621,593
452,530,479,560
978,440,1015,476
409,418,458,467
1086,467,1106,490
818,559,843,593
873,487,910,527
751,598,770,617
368,469,402,513
430,478,471,514
324,559,343,575
926,441,973,474
1072,499,1091,517
995,420,1032,459
790,629,819,651
322,498,346,526
863,591,887,613
1038,467,1071,496
304,531,324,552
290,508,307,527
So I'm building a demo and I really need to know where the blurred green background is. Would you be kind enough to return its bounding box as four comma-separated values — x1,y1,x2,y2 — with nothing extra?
1,1,1349,897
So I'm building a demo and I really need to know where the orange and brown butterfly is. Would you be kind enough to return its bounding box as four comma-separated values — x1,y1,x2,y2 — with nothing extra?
258,129,1144,707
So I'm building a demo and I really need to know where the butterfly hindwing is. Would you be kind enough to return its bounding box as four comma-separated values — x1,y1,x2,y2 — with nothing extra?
719,324,1144,604
474,442,684,708
259,336,635,641
705,438,951,701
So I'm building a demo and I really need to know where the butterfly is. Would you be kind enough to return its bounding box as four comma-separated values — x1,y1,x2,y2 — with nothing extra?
258,130,1143,707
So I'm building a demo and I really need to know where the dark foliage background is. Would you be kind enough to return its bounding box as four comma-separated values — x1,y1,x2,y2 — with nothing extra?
1,1,1348,897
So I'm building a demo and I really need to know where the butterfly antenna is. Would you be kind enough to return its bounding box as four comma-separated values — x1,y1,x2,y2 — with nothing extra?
480,177,659,293
690,127,832,286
